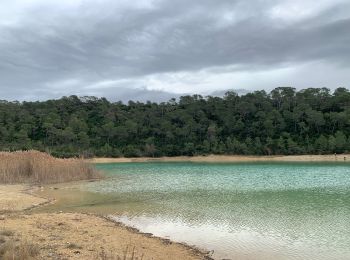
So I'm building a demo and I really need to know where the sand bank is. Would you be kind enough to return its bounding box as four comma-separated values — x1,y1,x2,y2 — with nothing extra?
88,154,350,164
0,185,209,260
0,185,48,212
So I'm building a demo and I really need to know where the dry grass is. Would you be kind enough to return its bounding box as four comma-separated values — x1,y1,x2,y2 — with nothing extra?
0,237,141,260
0,237,40,260
96,245,144,260
66,242,83,250
0,229,39,260
0,230,14,237
0,150,102,184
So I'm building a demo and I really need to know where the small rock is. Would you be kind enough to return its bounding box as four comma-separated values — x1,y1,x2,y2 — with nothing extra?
0,215,5,220
162,238,172,245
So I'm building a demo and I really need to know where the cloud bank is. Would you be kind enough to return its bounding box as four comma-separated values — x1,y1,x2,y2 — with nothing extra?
0,0,349,101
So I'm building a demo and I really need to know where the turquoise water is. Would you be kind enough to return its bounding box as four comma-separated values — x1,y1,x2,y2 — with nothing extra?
87,162,350,260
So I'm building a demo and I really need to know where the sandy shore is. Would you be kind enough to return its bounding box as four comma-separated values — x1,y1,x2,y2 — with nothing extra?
0,185,49,212
0,185,209,260
88,154,350,164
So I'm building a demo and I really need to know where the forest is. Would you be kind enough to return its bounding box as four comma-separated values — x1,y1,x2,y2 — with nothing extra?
0,87,350,157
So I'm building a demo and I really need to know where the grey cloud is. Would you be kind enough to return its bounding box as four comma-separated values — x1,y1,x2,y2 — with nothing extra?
0,0,349,100
96,87,183,103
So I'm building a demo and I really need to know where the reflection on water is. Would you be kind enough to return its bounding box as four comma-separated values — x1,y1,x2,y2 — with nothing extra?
38,162,350,260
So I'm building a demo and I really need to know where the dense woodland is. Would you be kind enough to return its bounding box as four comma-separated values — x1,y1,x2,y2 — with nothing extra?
1,87,350,157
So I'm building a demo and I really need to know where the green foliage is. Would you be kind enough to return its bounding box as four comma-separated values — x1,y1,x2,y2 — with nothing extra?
0,88,350,157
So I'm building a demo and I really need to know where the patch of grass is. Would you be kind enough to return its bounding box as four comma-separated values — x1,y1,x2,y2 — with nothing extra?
96,245,144,260
0,150,102,184
66,242,83,250
0,230,14,237
0,239,40,260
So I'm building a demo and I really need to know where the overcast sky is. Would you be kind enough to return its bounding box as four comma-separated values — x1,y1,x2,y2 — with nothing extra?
1,0,349,102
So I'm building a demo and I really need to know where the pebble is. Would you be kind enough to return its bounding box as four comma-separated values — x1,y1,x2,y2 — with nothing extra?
0,215,5,220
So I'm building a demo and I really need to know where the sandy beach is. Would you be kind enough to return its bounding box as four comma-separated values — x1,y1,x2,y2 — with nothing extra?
0,185,210,260
88,154,350,164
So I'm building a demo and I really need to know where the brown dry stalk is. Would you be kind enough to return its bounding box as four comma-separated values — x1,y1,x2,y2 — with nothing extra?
0,150,102,184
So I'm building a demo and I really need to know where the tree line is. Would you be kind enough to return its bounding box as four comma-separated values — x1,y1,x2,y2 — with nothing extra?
1,87,350,157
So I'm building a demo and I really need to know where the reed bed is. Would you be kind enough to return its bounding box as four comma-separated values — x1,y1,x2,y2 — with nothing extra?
0,151,102,184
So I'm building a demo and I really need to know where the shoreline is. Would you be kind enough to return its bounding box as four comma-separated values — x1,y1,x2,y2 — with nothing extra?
0,185,211,260
87,154,350,163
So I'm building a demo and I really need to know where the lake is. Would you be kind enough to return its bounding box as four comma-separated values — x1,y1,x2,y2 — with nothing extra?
42,162,350,259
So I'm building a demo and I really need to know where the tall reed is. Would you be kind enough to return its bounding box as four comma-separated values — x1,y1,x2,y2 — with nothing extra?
0,151,102,184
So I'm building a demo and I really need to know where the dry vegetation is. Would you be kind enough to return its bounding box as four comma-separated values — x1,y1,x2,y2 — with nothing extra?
0,228,39,260
0,150,102,184
95,245,145,260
